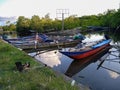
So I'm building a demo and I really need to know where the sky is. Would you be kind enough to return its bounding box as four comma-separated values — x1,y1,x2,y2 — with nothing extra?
0,0,120,19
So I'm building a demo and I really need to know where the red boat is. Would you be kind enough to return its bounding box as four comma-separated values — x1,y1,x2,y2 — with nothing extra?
59,39,111,60
65,45,111,77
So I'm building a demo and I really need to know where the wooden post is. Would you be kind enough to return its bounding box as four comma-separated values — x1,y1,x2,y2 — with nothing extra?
35,32,39,49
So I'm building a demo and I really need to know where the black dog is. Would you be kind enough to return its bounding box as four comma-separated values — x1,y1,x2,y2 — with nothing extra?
15,62,24,72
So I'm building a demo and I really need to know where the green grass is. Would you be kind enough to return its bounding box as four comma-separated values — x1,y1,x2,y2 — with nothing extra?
0,40,79,90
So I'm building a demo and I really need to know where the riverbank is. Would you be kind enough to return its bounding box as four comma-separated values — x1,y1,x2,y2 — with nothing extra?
0,39,89,90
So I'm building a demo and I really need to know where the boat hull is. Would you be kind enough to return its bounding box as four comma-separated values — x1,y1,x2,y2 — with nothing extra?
65,45,111,77
60,39,111,60
70,44,109,60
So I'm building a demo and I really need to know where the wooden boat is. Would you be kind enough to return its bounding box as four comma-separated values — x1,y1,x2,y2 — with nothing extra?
59,39,111,60
14,39,80,50
65,45,111,77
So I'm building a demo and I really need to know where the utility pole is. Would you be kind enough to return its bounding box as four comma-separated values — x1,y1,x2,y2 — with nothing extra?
62,13,64,31
56,9,69,31
119,3,120,9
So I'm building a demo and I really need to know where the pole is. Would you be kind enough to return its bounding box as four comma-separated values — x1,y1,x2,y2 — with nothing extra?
62,13,64,31
119,3,120,9
56,9,69,31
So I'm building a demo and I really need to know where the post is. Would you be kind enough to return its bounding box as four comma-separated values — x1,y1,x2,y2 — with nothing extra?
56,9,69,31
34,32,39,49
119,3,120,9
62,13,64,31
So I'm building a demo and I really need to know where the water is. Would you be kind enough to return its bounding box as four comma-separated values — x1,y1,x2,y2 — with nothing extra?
29,33,120,90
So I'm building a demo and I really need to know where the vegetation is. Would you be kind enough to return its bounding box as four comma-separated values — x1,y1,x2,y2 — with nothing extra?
1,9,120,35
16,16,31,36
0,40,79,90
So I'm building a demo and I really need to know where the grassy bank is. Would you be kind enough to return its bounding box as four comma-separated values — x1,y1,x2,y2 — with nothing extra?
0,40,79,90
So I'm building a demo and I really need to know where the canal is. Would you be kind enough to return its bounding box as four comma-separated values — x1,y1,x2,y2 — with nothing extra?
29,32,120,90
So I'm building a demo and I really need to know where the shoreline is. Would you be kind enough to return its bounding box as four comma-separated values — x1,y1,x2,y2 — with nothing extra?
0,39,89,90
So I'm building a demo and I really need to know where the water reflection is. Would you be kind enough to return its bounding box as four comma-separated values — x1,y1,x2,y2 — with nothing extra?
108,70,119,79
35,50,61,67
65,46,111,77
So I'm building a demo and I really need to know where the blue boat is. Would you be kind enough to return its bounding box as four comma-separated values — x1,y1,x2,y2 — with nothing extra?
59,39,111,60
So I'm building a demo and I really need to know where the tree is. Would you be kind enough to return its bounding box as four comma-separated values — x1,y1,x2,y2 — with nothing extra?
2,25,9,31
16,16,31,36
6,21,10,25
64,15,80,30
52,18,62,31
101,9,116,27
9,24,16,31
30,15,43,33
41,13,53,32
110,9,120,28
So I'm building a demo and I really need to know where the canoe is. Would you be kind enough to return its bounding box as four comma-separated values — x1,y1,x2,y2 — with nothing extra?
65,45,111,77
59,39,111,60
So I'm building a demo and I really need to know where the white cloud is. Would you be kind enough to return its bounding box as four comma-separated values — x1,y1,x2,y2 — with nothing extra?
108,70,119,79
0,0,119,19
35,50,61,67
0,0,39,17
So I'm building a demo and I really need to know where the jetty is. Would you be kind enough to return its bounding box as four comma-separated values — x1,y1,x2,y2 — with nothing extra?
13,40,80,50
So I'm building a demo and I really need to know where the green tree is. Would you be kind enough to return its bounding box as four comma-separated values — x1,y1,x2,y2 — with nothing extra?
9,24,16,31
110,9,120,28
52,18,62,31
6,21,10,25
41,13,53,32
16,16,31,36
30,15,43,33
101,9,116,27
64,15,80,30
2,25,9,31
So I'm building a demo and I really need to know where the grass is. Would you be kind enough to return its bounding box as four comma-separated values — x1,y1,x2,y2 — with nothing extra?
0,40,79,90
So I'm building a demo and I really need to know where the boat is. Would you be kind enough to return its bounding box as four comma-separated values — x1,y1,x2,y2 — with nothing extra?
65,45,111,77
59,39,111,60
3,34,53,45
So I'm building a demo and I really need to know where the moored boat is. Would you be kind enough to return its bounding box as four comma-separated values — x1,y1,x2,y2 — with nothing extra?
65,45,111,77
59,39,111,60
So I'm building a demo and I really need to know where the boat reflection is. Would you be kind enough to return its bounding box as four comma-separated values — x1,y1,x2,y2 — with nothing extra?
65,46,111,77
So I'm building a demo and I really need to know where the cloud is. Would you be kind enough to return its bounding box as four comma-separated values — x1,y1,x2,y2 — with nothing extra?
0,0,119,18
35,50,61,68
0,0,37,17
108,70,119,79
0,0,59,18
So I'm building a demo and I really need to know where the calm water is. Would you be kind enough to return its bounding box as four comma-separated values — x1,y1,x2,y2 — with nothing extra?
29,33,120,90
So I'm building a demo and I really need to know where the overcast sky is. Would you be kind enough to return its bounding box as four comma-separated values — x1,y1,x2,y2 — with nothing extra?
0,0,120,19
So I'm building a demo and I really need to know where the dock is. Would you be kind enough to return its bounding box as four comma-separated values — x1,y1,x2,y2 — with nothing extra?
13,40,80,50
